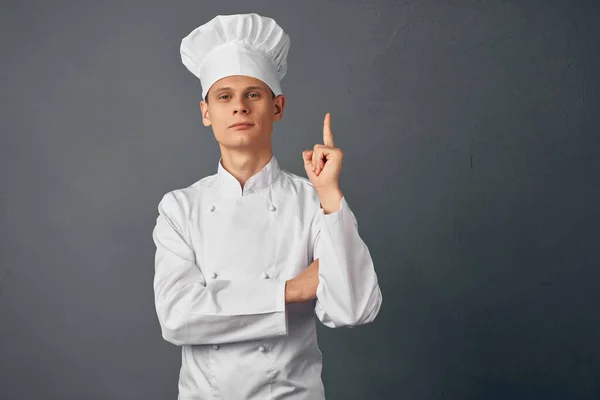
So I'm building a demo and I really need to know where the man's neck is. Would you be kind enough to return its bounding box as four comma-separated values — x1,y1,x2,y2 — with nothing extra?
219,147,274,189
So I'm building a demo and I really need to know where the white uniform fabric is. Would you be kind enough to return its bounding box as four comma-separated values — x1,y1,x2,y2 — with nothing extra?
180,13,290,100
152,154,382,399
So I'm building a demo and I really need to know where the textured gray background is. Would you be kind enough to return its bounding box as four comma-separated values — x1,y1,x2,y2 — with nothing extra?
1,0,599,399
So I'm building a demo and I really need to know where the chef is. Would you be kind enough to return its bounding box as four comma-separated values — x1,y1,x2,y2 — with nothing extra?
152,13,383,400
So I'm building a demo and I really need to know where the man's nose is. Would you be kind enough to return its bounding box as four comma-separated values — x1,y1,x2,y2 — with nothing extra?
233,99,249,114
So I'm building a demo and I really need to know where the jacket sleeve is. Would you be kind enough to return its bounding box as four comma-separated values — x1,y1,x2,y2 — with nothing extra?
152,192,288,346
313,196,383,328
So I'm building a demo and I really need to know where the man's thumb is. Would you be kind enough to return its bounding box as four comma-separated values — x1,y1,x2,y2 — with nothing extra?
302,150,313,164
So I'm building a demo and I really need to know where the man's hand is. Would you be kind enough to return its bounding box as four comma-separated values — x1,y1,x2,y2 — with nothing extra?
302,113,344,192
285,259,320,304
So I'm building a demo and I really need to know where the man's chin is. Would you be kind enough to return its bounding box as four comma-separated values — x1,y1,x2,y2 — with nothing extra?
219,139,267,151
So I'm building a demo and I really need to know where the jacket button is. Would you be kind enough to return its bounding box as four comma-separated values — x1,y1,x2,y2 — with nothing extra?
212,344,220,350
211,272,218,279
258,345,266,352
269,205,276,212
209,205,215,212
261,272,269,279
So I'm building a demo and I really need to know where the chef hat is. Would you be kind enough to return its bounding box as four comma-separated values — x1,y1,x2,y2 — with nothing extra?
180,13,291,100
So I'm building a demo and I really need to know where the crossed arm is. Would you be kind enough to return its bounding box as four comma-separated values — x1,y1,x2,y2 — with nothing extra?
152,191,382,346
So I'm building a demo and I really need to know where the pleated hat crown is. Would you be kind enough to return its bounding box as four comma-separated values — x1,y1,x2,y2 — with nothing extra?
180,13,291,100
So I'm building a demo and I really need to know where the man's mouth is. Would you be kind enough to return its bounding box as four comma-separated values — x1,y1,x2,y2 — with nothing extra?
229,122,255,128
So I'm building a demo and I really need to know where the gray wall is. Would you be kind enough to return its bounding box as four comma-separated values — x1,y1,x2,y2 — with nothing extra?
1,0,599,399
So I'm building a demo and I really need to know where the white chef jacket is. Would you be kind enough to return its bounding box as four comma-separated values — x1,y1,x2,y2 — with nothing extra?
152,154,382,400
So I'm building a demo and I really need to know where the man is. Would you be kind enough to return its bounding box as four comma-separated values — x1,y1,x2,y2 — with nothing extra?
152,13,382,399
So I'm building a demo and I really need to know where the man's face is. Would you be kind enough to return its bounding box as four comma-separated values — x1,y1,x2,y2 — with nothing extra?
200,75,285,151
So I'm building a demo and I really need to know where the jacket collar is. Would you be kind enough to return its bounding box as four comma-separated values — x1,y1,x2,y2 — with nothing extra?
217,154,281,197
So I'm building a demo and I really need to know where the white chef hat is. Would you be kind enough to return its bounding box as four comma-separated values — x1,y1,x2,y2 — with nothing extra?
180,13,291,100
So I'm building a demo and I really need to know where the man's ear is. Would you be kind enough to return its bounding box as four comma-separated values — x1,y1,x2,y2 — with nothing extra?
273,94,286,122
200,100,211,127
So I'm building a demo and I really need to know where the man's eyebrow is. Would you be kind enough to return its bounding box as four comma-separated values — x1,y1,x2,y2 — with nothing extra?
244,86,267,91
213,86,267,93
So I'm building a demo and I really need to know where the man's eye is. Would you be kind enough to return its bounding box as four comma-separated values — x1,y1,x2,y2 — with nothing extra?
219,95,230,100
248,92,260,98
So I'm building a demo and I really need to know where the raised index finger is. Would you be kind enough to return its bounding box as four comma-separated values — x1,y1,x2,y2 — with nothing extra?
323,113,334,147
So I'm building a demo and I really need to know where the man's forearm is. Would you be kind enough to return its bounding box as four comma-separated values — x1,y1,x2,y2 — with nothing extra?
317,187,344,215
